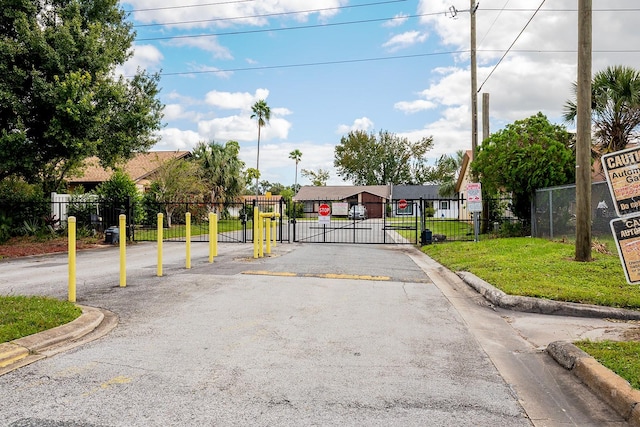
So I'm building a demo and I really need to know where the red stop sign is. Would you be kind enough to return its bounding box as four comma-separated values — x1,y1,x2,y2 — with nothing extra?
318,203,331,216
398,199,408,209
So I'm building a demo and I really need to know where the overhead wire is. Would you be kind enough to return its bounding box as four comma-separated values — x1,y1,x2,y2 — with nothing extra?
135,11,442,41
477,0,547,92
133,0,408,28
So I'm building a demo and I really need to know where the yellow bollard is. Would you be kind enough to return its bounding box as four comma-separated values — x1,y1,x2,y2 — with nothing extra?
119,214,126,287
265,217,271,254
253,206,259,259
68,216,76,302
186,212,191,269
271,216,277,248
157,213,163,277
213,212,218,257
208,212,214,263
259,216,264,258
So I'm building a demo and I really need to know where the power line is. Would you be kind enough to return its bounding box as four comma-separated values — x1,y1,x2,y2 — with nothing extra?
477,0,546,92
157,50,467,77
136,12,442,42
151,48,640,78
125,0,257,13
134,1,408,28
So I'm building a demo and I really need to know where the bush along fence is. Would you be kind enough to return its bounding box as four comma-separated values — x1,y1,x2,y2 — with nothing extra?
1,194,524,245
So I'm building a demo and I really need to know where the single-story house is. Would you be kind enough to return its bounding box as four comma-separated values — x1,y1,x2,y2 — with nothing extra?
67,151,192,192
293,185,391,218
390,184,458,218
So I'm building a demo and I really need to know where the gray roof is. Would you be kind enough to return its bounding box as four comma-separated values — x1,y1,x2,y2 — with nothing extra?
293,185,390,201
391,185,441,200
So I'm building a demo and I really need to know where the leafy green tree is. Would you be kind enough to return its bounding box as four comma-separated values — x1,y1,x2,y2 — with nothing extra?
192,140,245,206
472,113,575,223
301,168,330,186
95,170,139,203
564,65,640,155
334,130,433,185
289,149,302,191
251,99,270,195
150,158,204,227
0,0,163,193
245,168,260,194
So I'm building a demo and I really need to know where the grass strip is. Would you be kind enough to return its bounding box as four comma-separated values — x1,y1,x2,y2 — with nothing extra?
421,237,640,309
0,296,81,343
575,340,640,389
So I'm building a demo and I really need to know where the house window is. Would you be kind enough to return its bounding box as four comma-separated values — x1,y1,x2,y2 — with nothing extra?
440,200,449,210
397,201,413,215
304,201,314,213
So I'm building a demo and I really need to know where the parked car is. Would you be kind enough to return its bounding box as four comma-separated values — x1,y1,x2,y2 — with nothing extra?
348,205,367,220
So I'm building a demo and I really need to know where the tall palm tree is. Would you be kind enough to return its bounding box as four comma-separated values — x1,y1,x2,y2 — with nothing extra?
288,149,302,192
251,99,271,195
564,65,640,155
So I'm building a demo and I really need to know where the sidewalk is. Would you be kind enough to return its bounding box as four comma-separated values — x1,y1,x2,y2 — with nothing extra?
455,269,640,427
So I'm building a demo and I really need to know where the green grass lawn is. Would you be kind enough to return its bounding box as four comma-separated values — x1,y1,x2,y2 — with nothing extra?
134,219,246,241
421,237,639,309
421,237,640,390
575,340,640,389
0,296,81,343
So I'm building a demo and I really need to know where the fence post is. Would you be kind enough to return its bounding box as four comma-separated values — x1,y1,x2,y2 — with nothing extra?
68,216,76,302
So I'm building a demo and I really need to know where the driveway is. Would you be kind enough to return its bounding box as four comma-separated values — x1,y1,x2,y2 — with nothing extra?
0,242,629,426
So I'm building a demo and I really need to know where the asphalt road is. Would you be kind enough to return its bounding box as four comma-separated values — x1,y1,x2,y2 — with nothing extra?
0,242,632,426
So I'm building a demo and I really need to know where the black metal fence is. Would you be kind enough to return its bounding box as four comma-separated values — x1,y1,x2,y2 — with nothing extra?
289,197,522,244
2,195,522,244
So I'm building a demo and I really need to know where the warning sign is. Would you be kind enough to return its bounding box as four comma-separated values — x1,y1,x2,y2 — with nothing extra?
602,147,640,217
466,182,482,213
611,214,640,284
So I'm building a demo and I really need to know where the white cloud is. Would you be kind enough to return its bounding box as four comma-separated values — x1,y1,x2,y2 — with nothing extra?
167,37,233,60
383,13,409,28
382,31,428,52
156,128,203,150
394,99,437,114
204,89,270,110
115,44,163,76
336,117,375,135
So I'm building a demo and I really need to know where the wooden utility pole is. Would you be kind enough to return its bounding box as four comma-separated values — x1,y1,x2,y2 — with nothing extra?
482,93,490,142
470,0,478,158
575,0,592,261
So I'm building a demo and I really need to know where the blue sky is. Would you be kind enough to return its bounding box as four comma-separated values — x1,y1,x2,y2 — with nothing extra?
118,0,640,186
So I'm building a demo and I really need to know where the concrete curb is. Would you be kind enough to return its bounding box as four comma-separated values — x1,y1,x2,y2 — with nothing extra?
457,271,640,320
547,341,640,427
0,305,109,375
456,269,640,426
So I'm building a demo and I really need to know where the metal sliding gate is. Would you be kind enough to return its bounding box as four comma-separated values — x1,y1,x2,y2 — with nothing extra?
291,201,420,244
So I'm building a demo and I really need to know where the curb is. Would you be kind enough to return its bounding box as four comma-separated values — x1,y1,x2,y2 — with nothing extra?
547,341,640,427
0,305,110,375
456,270,640,426
457,271,640,320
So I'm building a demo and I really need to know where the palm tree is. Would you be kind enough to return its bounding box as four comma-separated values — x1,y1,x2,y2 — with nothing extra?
564,65,640,155
251,99,271,195
288,149,302,192
434,150,465,197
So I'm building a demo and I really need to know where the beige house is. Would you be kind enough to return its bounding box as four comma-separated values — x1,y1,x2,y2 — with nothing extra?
293,185,391,218
455,150,474,221
67,151,191,192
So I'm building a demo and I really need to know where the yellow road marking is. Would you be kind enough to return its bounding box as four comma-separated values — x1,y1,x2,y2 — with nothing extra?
242,271,390,281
